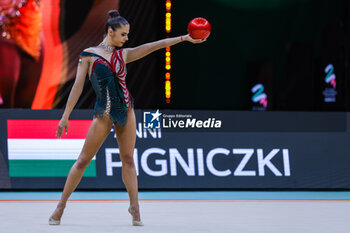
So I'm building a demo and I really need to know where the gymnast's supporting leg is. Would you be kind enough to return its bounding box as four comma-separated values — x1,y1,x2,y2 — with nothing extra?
114,107,142,225
49,114,113,224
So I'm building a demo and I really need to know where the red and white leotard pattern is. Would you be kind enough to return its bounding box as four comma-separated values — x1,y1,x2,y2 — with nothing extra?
111,49,131,109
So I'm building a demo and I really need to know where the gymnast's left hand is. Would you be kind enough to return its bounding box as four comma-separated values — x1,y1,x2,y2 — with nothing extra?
183,34,206,43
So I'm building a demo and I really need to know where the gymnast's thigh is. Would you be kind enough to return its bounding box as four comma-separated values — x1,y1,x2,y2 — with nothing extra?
114,108,136,157
79,114,113,160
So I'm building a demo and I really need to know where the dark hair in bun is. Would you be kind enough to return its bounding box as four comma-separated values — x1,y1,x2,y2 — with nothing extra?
109,10,120,18
105,10,129,33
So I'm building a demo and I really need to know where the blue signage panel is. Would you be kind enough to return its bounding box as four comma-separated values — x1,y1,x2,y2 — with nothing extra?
0,109,348,190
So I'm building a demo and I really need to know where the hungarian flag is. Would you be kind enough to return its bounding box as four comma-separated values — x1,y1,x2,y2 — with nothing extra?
7,120,96,177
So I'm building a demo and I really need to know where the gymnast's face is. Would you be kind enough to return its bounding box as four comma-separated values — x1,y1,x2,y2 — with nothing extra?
109,24,129,47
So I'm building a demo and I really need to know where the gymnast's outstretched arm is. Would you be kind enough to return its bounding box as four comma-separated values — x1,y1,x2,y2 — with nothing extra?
123,34,205,64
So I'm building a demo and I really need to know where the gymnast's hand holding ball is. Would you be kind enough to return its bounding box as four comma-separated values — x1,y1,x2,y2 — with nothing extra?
187,17,211,41
183,17,211,43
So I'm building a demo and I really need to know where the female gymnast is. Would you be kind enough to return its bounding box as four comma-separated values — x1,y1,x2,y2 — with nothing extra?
49,10,205,226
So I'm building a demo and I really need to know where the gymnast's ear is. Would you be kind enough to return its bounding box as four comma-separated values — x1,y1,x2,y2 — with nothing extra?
108,28,114,36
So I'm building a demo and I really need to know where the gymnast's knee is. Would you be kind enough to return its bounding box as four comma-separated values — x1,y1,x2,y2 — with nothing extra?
122,154,135,168
75,156,91,170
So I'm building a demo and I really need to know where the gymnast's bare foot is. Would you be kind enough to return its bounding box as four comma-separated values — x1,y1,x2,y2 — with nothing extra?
49,203,65,225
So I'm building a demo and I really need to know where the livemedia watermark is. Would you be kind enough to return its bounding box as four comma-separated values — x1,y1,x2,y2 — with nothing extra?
143,110,222,132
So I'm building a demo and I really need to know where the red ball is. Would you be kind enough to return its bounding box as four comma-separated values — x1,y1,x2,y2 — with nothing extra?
187,17,211,40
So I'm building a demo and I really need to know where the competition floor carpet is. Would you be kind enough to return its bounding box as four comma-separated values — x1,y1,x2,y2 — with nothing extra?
1,191,350,233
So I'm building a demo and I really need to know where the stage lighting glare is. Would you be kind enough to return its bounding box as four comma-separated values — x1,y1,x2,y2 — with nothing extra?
166,1,171,11
165,81,171,89
165,72,171,80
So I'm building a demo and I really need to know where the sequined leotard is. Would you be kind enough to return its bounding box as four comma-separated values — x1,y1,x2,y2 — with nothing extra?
80,49,134,126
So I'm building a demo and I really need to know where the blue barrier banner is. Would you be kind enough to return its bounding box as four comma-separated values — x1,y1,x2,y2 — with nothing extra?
0,109,348,190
